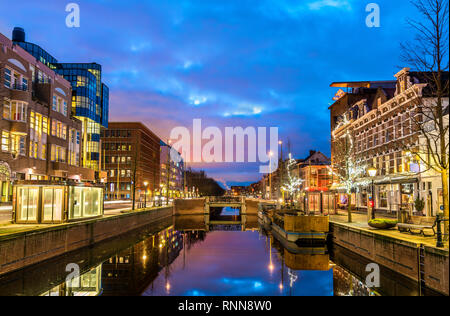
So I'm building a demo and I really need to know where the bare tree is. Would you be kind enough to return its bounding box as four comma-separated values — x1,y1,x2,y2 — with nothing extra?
331,122,367,223
401,0,449,238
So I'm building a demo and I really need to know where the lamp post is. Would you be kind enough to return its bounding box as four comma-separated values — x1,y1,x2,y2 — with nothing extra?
367,166,377,220
143,181,148,208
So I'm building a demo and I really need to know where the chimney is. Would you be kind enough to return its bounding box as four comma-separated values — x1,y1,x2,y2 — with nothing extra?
12,27,26,42
309,150,316,157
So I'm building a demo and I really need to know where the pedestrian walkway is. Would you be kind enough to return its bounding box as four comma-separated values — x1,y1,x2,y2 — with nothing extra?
330,212,449,250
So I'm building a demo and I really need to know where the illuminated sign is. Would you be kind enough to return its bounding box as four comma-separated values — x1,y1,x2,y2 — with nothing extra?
333,89,345,100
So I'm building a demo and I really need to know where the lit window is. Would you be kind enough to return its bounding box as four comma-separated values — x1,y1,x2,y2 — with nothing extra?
3,100,10,120
1,131,10,152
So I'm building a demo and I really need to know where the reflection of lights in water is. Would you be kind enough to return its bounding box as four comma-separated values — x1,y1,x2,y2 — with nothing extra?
166,282,171,293
268,264,274,272
279,283,284,291
288,269,298,288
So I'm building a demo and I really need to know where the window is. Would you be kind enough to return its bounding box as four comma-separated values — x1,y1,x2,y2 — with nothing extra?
4,68,11,88
22,78,28,91
51,120,67,139
379,186,388,208
1,131,10,152
11,134,26,156
11,101,27,121
51,144,66,162
53,96,57,111
3,100,10,120
3,101,27,122
17,187,38,222
42,188,63,222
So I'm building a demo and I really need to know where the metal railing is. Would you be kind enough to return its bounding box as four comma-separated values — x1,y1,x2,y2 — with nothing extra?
209,196,243,204
11,83,28,91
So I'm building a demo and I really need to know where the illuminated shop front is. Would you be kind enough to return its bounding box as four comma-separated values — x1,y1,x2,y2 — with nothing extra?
13,181,104,224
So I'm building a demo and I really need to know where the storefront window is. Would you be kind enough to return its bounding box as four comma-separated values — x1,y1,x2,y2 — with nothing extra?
42,187,63,222
379,186,388,208
17,187,38,222
69,187,102,220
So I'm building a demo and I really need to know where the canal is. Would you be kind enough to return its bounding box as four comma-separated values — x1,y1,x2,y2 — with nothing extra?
0,208,440,296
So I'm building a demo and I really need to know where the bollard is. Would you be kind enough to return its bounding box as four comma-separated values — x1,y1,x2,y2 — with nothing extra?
436,213,443,248
436,213,449,248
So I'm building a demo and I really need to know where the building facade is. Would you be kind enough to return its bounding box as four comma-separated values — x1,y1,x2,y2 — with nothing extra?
12,27,109,177
1,31,103,223
101,122,160,201
294,151,333,213
160,141,185,200
329,68,449,217
0,32,96,183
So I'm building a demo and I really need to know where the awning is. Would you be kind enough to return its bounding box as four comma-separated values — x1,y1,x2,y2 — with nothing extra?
374,174,419,185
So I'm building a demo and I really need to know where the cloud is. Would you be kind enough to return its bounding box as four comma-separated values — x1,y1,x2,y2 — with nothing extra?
307,0,352,11
0,0,420,185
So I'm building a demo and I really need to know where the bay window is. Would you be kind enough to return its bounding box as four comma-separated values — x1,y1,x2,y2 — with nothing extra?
2,100,27,122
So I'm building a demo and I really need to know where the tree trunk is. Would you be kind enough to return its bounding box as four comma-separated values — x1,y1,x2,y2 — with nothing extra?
441,169,449,241
347,193,352,223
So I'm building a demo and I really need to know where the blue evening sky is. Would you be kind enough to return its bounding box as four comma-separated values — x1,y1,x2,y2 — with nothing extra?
0,0,422,187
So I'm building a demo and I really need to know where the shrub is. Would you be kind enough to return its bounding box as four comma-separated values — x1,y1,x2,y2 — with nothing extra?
368,219,398,229
414,197,425,213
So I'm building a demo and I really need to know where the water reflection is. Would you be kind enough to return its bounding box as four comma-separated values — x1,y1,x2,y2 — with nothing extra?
0,208,438,296
40,266,102,296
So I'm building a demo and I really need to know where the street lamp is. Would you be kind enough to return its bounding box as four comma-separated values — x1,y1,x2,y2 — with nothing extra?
143,181,149,208
367,166,377,220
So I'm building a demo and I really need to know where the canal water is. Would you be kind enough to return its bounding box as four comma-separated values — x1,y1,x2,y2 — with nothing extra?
0,208,435,296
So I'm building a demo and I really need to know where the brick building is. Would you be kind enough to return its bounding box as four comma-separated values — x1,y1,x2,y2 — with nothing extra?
0,32,96,191
329,68,449,216
101,122,160,201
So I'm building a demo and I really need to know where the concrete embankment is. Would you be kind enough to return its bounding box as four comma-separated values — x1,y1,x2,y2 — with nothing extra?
0,206,172,276
330,221,449,295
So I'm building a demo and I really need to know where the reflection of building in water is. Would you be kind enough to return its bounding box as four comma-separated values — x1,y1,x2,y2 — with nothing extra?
101,227,184,296
333,266,377,297
40,265,102,296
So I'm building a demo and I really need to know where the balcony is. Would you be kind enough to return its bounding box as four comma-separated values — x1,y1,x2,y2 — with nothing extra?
5,84,30,101
11,83,28,91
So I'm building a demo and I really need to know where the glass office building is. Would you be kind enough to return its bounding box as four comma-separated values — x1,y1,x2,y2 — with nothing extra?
13,28,109,172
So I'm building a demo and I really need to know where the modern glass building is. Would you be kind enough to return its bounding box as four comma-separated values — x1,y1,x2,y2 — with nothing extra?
12,27,109,173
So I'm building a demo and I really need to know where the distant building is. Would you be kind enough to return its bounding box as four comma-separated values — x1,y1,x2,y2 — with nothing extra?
293,150,333,213
230,186,248,196
101,122,160,201
160,141,184,199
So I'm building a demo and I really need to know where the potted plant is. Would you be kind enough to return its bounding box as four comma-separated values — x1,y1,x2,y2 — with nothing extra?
414,197,425,216
368,219,398,229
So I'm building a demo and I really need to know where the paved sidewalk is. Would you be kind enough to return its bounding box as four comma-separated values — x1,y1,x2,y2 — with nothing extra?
330,212,449,250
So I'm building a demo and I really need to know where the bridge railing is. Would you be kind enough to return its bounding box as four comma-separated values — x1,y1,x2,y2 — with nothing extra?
208,196,243,204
